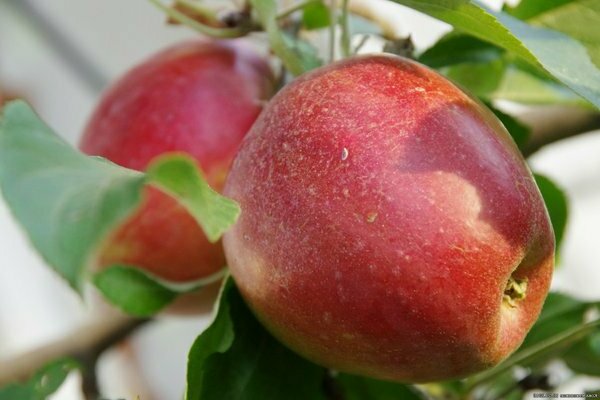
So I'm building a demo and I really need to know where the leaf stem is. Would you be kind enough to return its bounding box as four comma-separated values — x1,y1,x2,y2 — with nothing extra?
464,318,600,392
328,0,337,63
174,0,220,21
340,0,351,58
147,0,251,38
250,0,307,76
277,0,320,20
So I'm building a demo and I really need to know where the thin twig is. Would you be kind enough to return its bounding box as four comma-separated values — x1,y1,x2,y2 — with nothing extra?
521,106,600,157
148,0,253,38
353,34,370,54
174,0,220,22
0,314,150,394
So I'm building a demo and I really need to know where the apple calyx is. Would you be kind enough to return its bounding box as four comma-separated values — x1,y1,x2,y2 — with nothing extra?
503,276,528,308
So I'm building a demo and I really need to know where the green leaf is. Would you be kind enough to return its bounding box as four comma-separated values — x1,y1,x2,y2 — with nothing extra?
146,154,240,243
422,31,588,108
93,265,177,316
462,369,525,400
446,59,507,98
487,104,531,150
336,374,424,400
0,101,240,295
534,174,569,252
507,0,574,20
446,61,587,107
564,332,600,376
0,358,79,400
250,0,322,76
302,1,331,30
419,34,504,68
186,277,327,400
491,65,589,107
390,0,600,109
422,35,589,108
0,101,144,290
520,292,588,351
536,292,587,325
465,293,600,392
509,0,600,69
512,292,600,371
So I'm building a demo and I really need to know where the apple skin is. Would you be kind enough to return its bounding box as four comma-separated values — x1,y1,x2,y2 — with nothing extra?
80,39,274,283
223,55,555,382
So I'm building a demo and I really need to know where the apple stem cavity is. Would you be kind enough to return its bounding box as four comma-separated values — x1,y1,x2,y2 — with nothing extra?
503,276,528,308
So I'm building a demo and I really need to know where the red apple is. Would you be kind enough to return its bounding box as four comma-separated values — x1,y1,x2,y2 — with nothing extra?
80,39,274,283
223,55,554,382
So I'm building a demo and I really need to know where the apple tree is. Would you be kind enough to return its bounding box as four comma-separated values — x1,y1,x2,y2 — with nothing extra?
0,0,599,399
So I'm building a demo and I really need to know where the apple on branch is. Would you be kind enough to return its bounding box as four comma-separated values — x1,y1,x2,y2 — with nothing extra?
223,54,555,382
80,39,274,286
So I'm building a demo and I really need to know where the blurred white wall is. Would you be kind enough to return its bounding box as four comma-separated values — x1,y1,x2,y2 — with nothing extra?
0,0,599,399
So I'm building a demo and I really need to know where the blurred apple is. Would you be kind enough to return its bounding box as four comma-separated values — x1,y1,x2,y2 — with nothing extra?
81,39,274,286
